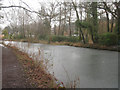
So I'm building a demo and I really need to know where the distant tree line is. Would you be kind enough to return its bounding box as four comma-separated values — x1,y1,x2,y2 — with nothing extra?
1,1,120,46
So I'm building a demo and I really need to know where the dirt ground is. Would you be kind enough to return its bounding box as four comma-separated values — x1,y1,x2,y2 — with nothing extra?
0,45,2,89
2,46,32,88
2,44,59,88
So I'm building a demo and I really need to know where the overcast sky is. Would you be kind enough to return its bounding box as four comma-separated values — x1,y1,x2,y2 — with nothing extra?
0,0,40,29
0,0,119,30
0,0,61,29
0,0,75,29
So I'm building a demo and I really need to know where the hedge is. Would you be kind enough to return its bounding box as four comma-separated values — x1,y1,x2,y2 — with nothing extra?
98,32,118,46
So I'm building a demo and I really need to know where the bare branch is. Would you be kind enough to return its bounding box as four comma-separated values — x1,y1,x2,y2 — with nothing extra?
0,5,40,15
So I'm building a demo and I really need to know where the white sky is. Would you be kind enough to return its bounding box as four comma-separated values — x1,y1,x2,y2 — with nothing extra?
0,0,76,29
0,0,55,29
0,0,118,29
2,0,40,9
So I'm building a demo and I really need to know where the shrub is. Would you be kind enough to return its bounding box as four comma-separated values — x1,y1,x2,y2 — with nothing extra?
50,36,79,42
98,32,118,46
13,34,25,40
68,36,79,42
118,35,120,45
2,29,9,39
39,35,48,40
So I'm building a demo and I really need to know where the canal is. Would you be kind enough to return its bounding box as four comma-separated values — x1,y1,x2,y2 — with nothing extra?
4,41,118,88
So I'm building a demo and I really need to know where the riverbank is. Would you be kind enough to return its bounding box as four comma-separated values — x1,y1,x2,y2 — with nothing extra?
7,39,119,52
3,44,63,88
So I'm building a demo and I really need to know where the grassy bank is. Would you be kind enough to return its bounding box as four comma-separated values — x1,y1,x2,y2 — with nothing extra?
7,39,119,52
4,44,65,88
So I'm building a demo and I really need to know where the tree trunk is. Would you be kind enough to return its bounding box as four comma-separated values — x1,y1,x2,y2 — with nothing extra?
58,3,61,36
69,17,72,37
105,10,109,32
72,1,85,44
79,31,81,40
54,25,56,35
118,7,120,34
69,3,72,37
111,16,114,32
79,28,85,44
91,2,98,43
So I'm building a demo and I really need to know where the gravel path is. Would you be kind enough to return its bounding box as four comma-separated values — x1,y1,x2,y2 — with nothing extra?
2,45,30,88
0,45,2,89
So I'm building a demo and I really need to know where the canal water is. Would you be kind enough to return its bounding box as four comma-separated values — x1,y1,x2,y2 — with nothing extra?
4,41,118,88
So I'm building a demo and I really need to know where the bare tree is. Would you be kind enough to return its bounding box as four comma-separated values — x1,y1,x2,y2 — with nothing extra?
72,1,86,44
